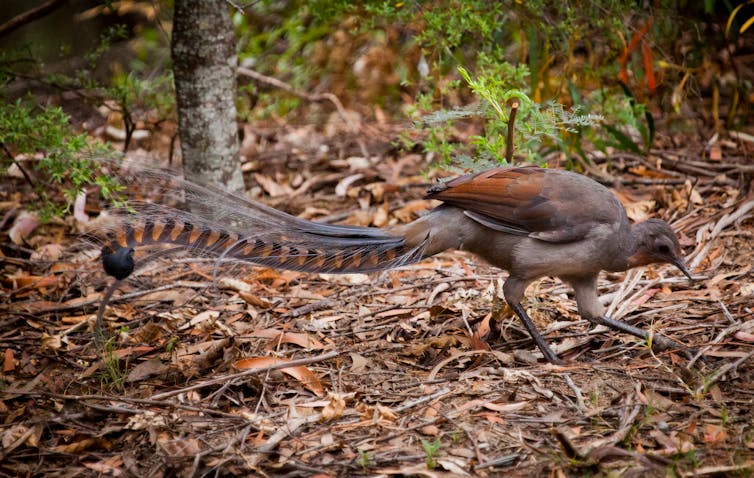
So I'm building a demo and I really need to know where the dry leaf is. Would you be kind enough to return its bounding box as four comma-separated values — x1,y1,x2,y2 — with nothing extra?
9,211,40,244
84,455,124,476
40,333,62,352
477,313,492,338
1,424,39,449
438,459,471,475
349,352,369,372
217,277,252,293
630,288,659,307
4,272,60,290
703,424,728,443
158,437,201,457
318,273,369,284
239,291,272,308
73,190,89,225
642,389,675,411
709,145,722,161
375,464,440,477
393,199,433,223
321,392,347,420
335,173,364,196
346,156,370,170
3,348,15,373
374,404,397,421
475,412,506,425
177,310,220,331
126,358,168,383
30,244,64,261
54,438,100,454
624,199,656,222
233,356,324,396
372,200,389,227
470,330,490,351
253,328,325,349
324,110,361,137
125,412,167,430
254,173,292,197
734,331,754,342
482,401,529,413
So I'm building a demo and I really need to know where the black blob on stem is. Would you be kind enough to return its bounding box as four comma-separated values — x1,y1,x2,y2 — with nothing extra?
102,246,135,280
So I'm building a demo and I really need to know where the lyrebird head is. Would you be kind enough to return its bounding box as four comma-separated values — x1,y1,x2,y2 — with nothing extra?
628,218,692,280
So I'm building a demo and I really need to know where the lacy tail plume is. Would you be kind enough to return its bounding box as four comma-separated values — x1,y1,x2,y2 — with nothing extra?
101,209,427,277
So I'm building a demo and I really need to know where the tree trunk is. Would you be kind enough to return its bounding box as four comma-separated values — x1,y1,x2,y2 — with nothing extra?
171,0,244,194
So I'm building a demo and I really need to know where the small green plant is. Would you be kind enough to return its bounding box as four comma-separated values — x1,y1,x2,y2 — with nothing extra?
682,449,700,469
100,331,128,391
421,437,442,470
588,389,600,408
0,99,123,220
357,449,372,472
720,407,730,426
165,336,179,354
644,402,657,422
699,373,715,396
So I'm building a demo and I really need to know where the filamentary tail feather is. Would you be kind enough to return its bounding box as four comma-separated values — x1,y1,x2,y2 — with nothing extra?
98,166,428,278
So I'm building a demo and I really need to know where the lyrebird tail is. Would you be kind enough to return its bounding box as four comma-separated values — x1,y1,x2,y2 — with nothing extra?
99,166,428,279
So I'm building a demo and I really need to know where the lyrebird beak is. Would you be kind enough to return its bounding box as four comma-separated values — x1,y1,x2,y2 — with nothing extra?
672,257,694,281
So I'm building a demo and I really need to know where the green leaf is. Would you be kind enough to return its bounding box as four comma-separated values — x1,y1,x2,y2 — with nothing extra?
603,124,643,155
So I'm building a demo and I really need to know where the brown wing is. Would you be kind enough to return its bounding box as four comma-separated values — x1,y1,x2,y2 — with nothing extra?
426,167,624,243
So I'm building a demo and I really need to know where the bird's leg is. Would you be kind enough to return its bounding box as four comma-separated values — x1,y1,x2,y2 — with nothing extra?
504,278,564,365
588,315,693,359
568,275,692,358
509,303,564,364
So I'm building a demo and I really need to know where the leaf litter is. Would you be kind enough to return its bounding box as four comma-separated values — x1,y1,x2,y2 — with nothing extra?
1,124,753,476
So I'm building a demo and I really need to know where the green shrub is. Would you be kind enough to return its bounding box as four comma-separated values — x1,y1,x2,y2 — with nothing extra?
0,99,122,220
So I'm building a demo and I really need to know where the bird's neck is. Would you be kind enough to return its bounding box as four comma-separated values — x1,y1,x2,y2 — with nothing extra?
609,220,665,272
605,220,642,272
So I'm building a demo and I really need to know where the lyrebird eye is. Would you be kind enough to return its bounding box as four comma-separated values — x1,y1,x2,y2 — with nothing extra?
658,244,670,254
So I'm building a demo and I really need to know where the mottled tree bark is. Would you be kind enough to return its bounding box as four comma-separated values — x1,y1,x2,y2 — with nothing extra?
171,0,244,194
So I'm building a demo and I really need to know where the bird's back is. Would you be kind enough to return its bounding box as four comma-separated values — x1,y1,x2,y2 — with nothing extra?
427,167,627,244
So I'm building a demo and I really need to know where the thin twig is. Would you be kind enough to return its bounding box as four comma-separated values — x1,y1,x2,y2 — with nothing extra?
686,301,743,369
0,0,68,38
4,391,247,419
688,199,754,270
150,350,341,400
505,100,519,162
237,66,356,132
695,349,754,396
247,413,323,466
562,374,586,413
394,387,452,413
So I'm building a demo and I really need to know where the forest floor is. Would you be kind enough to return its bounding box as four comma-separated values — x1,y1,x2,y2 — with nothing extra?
1,120,754,477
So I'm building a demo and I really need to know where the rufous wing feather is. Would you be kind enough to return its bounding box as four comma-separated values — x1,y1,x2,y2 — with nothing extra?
427,167,622,243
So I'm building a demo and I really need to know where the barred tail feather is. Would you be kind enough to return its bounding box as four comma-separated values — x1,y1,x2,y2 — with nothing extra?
94,158,430,279
101,208,428,278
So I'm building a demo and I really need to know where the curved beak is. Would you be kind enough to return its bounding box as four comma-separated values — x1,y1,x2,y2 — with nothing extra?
671,257,694,281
